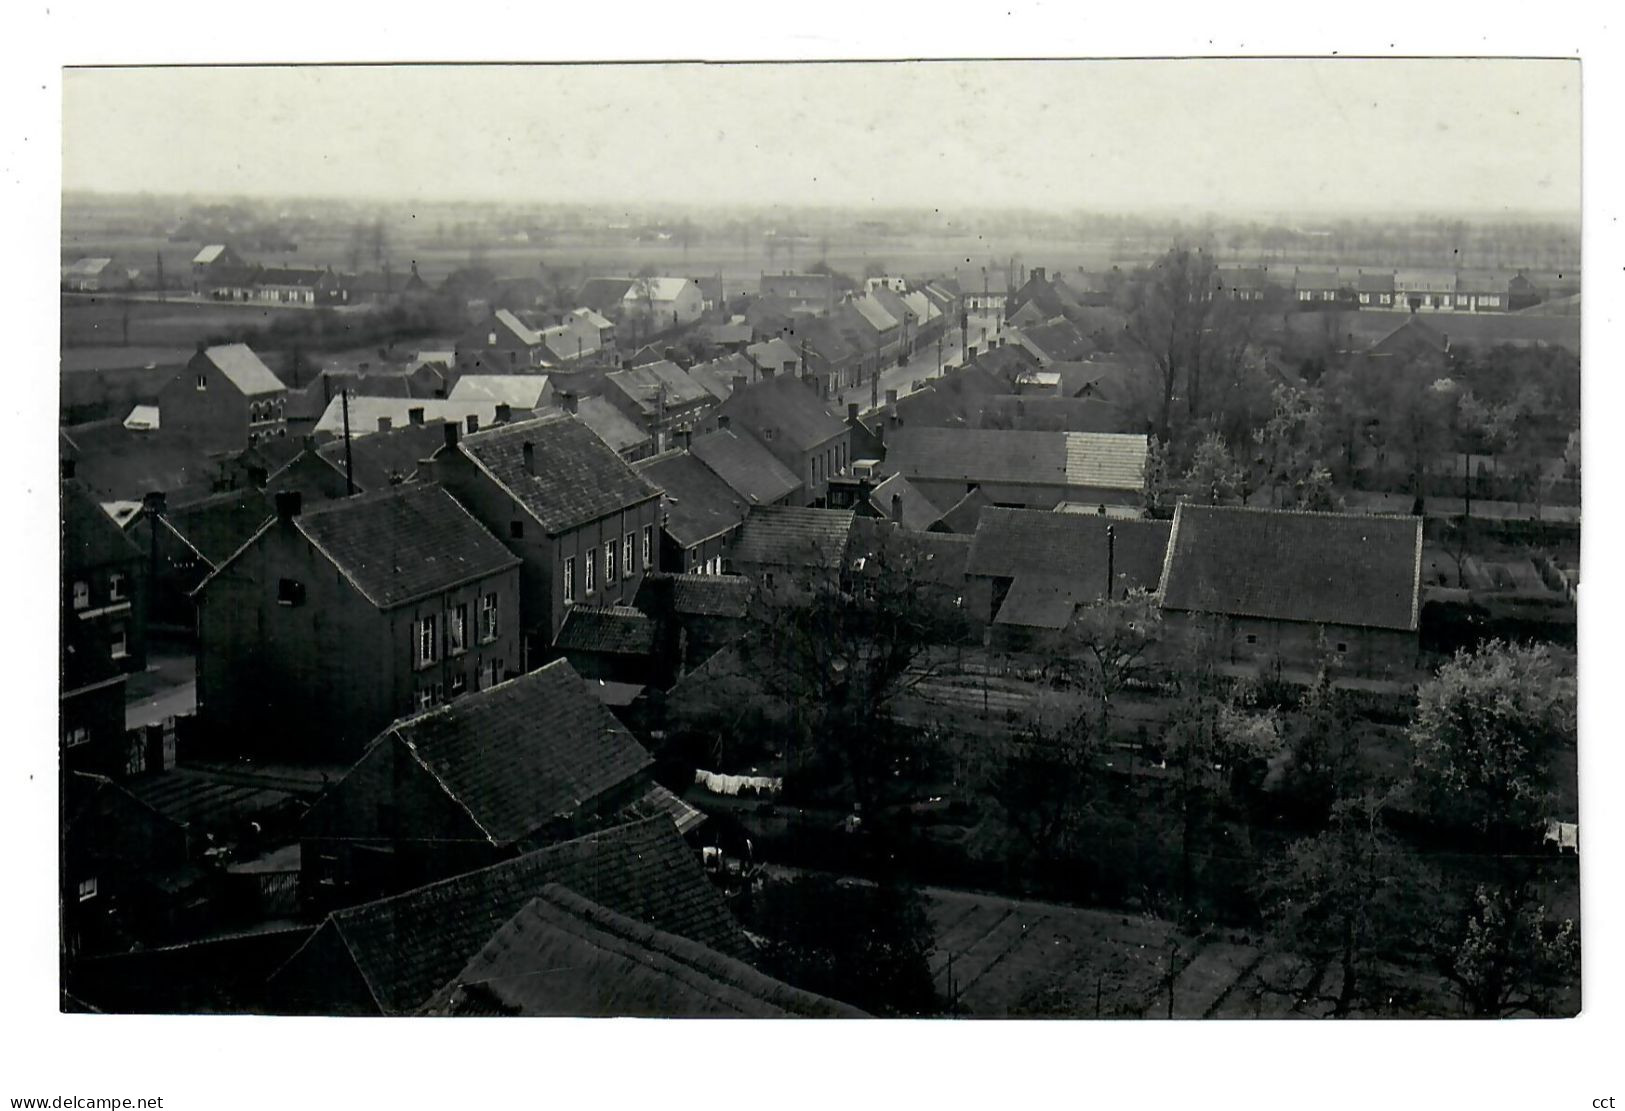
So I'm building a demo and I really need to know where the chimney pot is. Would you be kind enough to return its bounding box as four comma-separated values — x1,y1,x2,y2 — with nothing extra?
559,391,578,414
275,491,302,522
522,440,536,474
717,414,731,432
848,402,859,421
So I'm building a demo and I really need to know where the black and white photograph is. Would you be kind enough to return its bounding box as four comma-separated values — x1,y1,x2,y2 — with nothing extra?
7,7,1622,1109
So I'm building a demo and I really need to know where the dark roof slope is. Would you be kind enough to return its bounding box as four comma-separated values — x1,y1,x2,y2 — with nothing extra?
716,375,846,453
422,886,863,1017
934,486,992,534
883,364,1006,430
270,817,748,1015
967,507,1171,593
554,605,659,657
633,572,753,618
576,277,635,314
1020,320,1095,363
729,505,855,569
160,487,274,568
689,428,803,505
314,418,447,492
458,414,660,535
382,658,652,844
1158,504,1423,632
62,478,141,572
869,473,946,531
635,450,747,547
294,483,518,609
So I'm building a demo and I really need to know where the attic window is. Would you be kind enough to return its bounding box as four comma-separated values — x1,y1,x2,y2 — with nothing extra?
277,578,306,606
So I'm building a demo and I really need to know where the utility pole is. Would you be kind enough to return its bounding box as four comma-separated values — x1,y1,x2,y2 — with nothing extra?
154,251,167,302
341,389,355,496
1106,524,1116,600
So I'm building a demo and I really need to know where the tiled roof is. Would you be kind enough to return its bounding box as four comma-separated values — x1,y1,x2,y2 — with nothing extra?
271,817,748,1015
848,293,899,333
687,353,760,401
60,422,224,504
458,414,660,535
1020,321,1095,363
381,658,652,844
314,418,448,492
292,483,519,609
62,478,141,572
934,486,992,534
421,886,862,1018
729,505,854,570
993,574,1097,629
689,428,803,505
1064,432,1149,490
573,396,652,456
633,572,753,618
746,337,799,371
258,267,330,288
448,375,551,409
605,361,713,416
977,394,1133,434
635,450,747,547
553,605,659,657
1368,317,1450,359
313,396,505,438
1294,269,1345,290
160,487,274,568
1356,271,1396,293
200,345,286,396
885,365,1007,430
192,245,227,265
1157,503,1423,632
967,507,1171,591
716,375,846,454
869,473,945,531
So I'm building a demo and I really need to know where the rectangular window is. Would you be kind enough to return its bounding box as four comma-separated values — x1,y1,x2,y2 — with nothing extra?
77,877,98,902
417,614,438,667
563,556,576,605
509,520,524,540
196,375,208,391
1336,642,1348,654
450,671,467,697
66,726,91,749
606,543,617,584
277,578,305,606
488,658,504,688
642,525,653,569
585,548,596,594
624,533,635,575
108,571,126,601
479,592,499,641
109,625,128,660
449,603,469,655
417,687,436,710
72,581,90,610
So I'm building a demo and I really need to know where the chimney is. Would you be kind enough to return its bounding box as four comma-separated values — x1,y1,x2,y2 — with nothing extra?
377,416,393,432
891,493,903,524
466,414,479,433
679,427,693,450
495,403,512,424
732,375,748,394
443,421,460,450
847,402,859,422
522,440,536,475
408,406,425,425
885,389,898,406
717,414,731,432
142,490,167,517
275,491,302,523
559,391,578,414
1032,267,1046,283
247,464,268,488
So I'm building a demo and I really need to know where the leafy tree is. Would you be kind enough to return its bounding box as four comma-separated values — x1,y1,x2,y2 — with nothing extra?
1184,431,1243,505
1250,384,1337,510
749,875,940,1017
1408,640,1577,845
986,689,1102,863
1038,590,1163,733
1438,884,1579,1017
1261,791,1423,1017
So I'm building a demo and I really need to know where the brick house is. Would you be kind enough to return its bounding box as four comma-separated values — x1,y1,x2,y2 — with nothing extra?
428,414,664,661
1156,503,1424,679
713,376,852,505
159,344,289,453
194,484,523,760
61,474,146,775
634,448,749,575
300,658,656,904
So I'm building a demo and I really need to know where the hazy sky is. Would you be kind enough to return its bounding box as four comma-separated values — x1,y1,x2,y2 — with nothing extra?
62,60,1580,216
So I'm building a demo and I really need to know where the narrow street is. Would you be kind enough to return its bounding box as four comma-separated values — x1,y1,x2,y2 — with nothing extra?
834,310,1004,416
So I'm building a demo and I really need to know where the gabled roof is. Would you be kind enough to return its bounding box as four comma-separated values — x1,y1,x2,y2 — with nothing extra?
688,427,802,505
314,396,506,438
1064,432,1149,490
63,257,114,277
687,353,760,402
313,418,448,492
847,293,899,333
421,886,863,1018
192,244,228,265
576,277,635,314
257,266,331,288
978,394,1133,434
456,414,660,535
492,308,543,347
1356,271,1396,294
716,375,846,454
625,277,697,303
633,572,753,618
886,428,1147,491
197,344,286,397
62,478,141,573
605,361,712,415
1368,316,1451,360
286,483,518,610
1019,320,1095,363
635,450,747,547
270,817,748,1015
729,505,855,570
573,396,653,456
553,605,659,657
934,486,992,534
884,364,1006,430
447,374,551,410
1294,268,1345,290
378,658,651,844
870,473,945,531
745,337,799,371
60,422,225,504
967,507,1171,587
1157,503,1424,632
158,486,275,568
